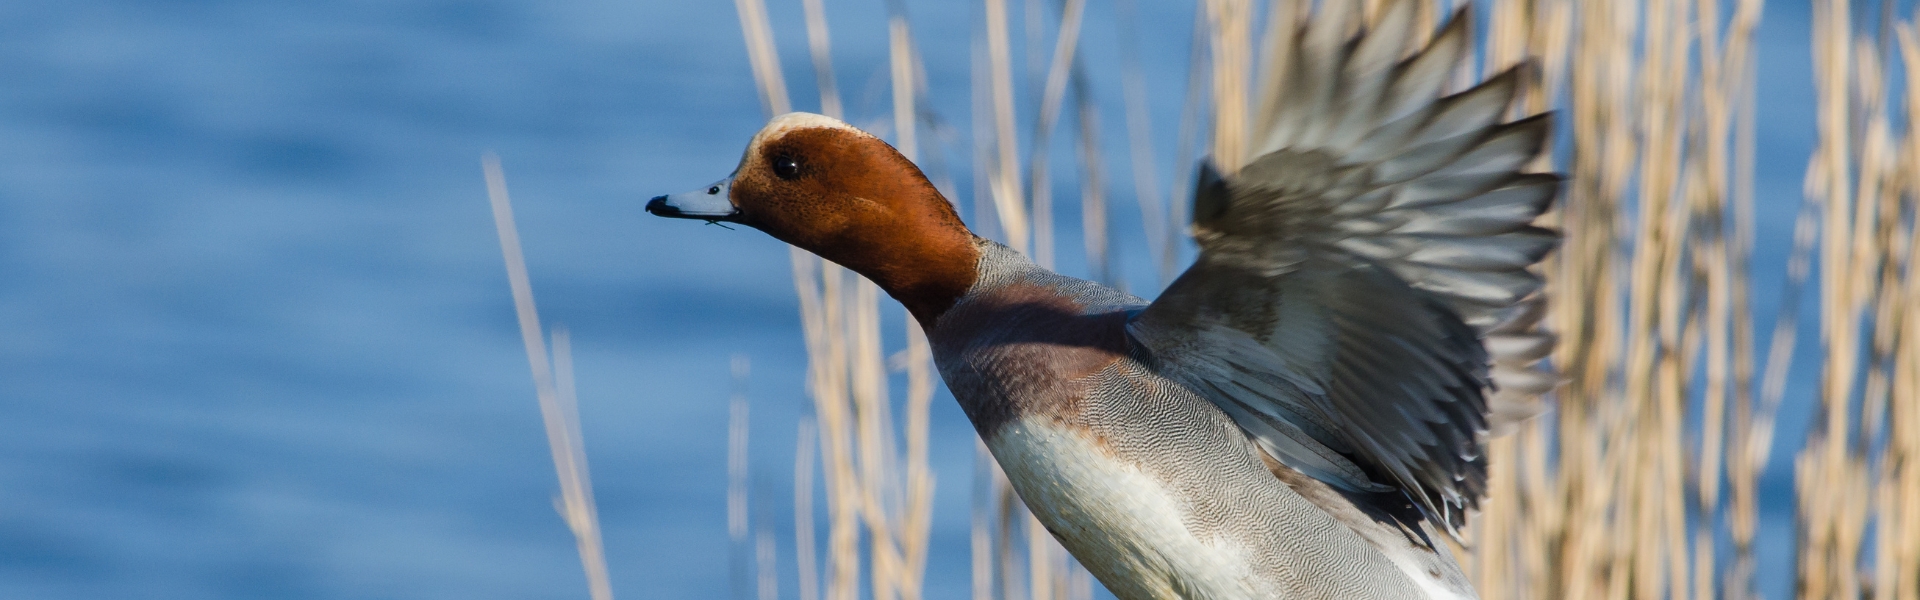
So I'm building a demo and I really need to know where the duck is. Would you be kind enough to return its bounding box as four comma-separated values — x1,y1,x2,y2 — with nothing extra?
647,1,1558,598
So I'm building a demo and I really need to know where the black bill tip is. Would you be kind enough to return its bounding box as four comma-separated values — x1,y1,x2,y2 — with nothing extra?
644,195,679,217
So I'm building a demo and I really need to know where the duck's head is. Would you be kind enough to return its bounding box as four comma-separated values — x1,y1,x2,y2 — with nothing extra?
648,112,979,326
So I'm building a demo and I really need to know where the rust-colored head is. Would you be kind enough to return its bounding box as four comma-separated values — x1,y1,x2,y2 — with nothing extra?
647,113,980,326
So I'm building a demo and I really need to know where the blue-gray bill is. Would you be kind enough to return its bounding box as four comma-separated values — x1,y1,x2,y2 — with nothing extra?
645,177,740,223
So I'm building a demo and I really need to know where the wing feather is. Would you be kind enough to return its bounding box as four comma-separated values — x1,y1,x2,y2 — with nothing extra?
1128,0,1561,540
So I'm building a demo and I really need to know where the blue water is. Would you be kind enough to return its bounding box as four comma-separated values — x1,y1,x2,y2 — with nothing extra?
0,1,1820,598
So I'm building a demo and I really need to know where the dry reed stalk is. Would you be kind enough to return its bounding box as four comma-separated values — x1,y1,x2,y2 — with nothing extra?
1163,2,1211,283
1023,0,1087,270
556,330,615,600
970,1,1103,596
880,12,938,597
890,13,918,161
996,482,1020,600
732,4,866,599
1686,0,1765,597
1029,513,1051,600
1792,3,1920,597
1553,2,1637,597
739,3,944,598
985,0,1030,254
482,156,614,600
847,280,902,600
1249,0,1300,173
732,0,790,117
795,416,820,600
1201,0,1249,173
1471,4,1517,596
801,255,864,600
1517,4,1572,598
1073,59,1109,286
1473,3,1552,595
1620,4,1694,600
1724,1,1765,593
732,356,752,600
790,9,841,595
969,14,1008,246
972,438,993,600
1801,2,1857,596
759,522,780,600
967,16,1005,600
1113,0,1170,287
1851,23,1919,600
1888,25,1920,599
800,0,841,119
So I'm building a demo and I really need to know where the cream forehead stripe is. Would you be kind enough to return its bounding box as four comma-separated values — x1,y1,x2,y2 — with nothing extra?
743,112,873,161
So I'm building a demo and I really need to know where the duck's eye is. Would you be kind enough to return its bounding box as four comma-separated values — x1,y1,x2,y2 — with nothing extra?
771,155,801,180
707,186,720,195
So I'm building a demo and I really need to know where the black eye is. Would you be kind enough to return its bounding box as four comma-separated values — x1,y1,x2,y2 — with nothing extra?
707,186,720,195
771,155,801,180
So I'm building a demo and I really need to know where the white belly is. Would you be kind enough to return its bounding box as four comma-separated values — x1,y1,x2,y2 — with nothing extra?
987,418,1263,600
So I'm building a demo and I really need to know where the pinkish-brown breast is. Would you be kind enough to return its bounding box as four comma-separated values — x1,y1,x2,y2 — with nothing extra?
928,279,1138,439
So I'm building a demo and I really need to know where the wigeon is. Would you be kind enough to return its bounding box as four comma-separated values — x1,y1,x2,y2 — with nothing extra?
648,2,1558,598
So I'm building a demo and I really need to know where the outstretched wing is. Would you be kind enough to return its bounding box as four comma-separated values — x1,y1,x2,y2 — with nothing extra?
1126,0,1560,538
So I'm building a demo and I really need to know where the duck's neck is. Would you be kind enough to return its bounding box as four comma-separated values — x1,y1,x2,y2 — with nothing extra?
817,208,981,330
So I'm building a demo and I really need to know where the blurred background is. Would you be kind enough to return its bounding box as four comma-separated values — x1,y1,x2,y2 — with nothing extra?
2,0,1908,599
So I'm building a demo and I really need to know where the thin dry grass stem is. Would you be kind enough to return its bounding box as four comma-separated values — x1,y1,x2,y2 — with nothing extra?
996,481,1021,600
732,356,752,600
1201,0,1249,173
482,156,614,600
975,436,990,600
738,4,944,598
1707,2,1764,598
1887,24,1920,600
967,14,1008,600
1553,2,1637,597
1794,3,1920,597
972,31,996,238
1073,60,1110,286
976,1,1096,594
1482,4,1565,594
1686,0,1759,596
971,438,993,600
743,359,784,600
800,0,841,119
1160,3,1213,287
1113,0,1169,288
787,10,839,595
732,5,863,599
796,416,821,600
555,329,615,600
733,0,790,117
1028,513,1051,600
890,13,918,161
759,522,780,600
985,0,1030,254
1023,0,1087,270
1801,2,1859,596
882,12,938,597
1619,5,1693,599
1473,1,1570,592
847,281,900,600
